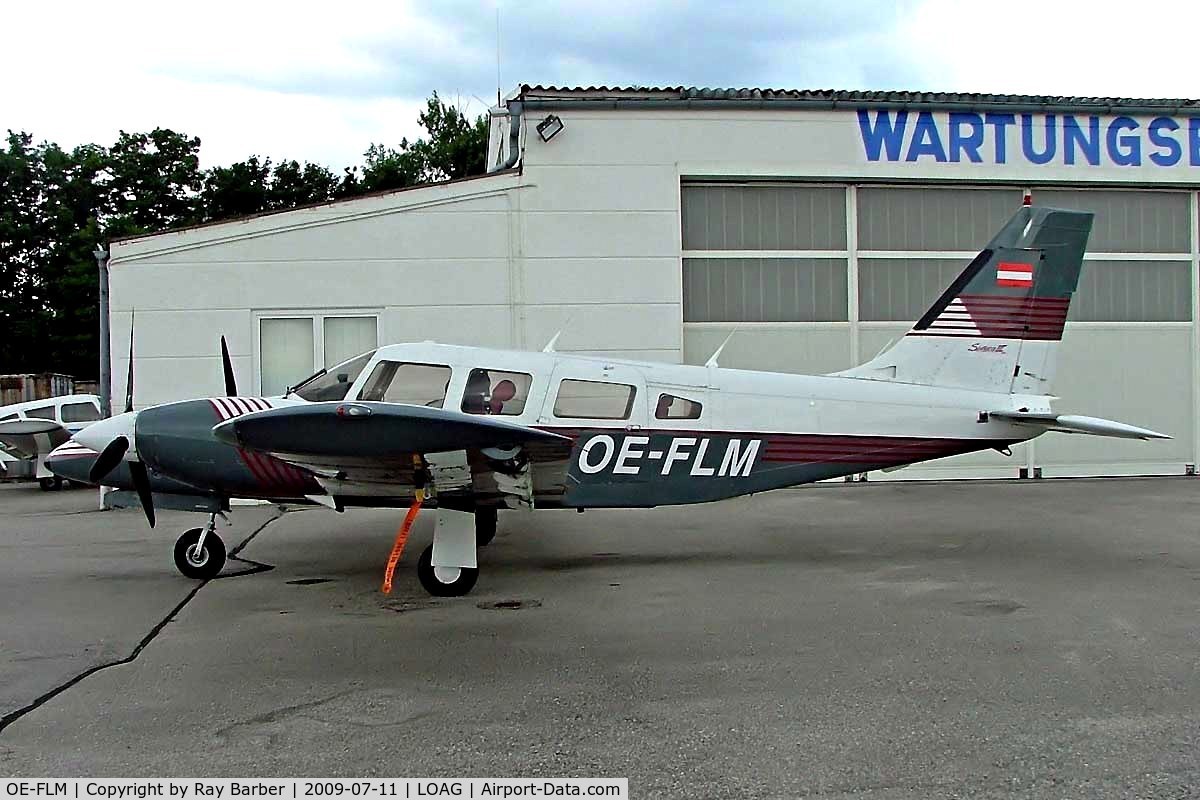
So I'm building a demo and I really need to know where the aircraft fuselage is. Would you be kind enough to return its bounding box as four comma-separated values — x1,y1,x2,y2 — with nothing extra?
50,342,1038,510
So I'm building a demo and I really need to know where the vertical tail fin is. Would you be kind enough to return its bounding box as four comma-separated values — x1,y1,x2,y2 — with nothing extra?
840,205,1094,394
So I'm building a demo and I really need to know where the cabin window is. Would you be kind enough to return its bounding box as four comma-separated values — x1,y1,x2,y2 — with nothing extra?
461,369,532,416
654,393,703,420
25,406,55,420
0,414,16,422
553,379,636,420
358,361,452,407
61,402,101,423
293,351,376,402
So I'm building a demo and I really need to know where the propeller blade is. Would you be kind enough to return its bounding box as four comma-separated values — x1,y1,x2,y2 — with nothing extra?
125,310,136,414
128,460,156,528
221,336,237,396
89,436,129,483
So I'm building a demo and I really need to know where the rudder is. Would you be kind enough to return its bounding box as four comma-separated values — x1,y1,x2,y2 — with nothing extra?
839,205,1094,394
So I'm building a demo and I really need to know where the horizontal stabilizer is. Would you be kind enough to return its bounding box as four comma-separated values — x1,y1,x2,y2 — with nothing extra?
985,411,1170,441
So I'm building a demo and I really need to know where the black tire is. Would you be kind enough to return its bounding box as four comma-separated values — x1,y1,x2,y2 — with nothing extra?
476,507,498,547
416,544,479,597
173,527,227,580
38,476,62,491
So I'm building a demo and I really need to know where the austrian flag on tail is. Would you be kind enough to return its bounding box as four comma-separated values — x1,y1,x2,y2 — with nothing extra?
996,261,1034,288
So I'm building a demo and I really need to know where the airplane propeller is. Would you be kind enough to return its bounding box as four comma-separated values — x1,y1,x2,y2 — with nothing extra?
128,461,155,528
85,313,157,527
83,325,238,530
221,335,237,397
89,435,129,483
124,310,136,414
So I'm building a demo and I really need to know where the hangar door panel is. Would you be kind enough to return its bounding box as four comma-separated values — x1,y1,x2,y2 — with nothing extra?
858,185,1194,477
683,182,1195,477
681,183,854,377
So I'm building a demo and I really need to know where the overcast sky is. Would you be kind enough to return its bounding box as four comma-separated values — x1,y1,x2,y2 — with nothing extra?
4,0,1198,169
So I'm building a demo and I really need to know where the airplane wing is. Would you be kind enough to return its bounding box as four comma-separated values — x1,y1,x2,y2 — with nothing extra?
0,419,73,460
984,411,1170,441
212,401,573,506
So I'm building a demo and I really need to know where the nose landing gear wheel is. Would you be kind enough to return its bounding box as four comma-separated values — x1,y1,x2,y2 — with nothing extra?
417,543,479,597
38,477,63,491
174,527,227,580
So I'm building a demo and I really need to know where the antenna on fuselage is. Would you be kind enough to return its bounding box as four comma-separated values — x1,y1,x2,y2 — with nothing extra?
542,312,576,352
704,327,739,368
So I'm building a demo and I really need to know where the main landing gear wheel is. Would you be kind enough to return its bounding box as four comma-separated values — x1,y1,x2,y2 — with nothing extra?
174,526,227,580
38,476,62,491
476,508,498,547
417,544,479,597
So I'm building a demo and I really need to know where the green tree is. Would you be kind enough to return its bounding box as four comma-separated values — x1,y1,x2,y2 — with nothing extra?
0,91,493,376
201,156,273,220
103,128,204,238
404,92,490,181
37,141,108,377
267,160,340,210
0,134,107,375
360,143,420,192
360,92,489,191
0,132,48,371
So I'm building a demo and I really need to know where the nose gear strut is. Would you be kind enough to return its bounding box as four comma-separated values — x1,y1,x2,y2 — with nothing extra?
173,511,228,580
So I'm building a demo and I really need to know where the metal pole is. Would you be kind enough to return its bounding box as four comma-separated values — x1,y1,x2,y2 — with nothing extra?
95,246,111,418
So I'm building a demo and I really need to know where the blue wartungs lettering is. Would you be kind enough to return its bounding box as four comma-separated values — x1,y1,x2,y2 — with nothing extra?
856,108,1194,169
1021,114,1056,164
1106,116,1140,166
1148,117,1182,167
906,111,947,162
1063,115,1101,166
948,112,984,163
984,113,1015,163
857,110,908,161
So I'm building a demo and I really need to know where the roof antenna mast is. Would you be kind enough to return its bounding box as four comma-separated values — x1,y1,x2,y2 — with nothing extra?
495,3,502,105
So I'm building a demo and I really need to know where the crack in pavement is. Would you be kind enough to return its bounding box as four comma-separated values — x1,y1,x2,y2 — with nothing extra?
0,510,283,737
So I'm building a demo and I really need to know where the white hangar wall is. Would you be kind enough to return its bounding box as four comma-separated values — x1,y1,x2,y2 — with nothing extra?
505,98,1198,479
109,89,1200,479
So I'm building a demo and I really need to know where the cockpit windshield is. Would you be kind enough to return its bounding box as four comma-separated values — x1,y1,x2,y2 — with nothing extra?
292,351,376,402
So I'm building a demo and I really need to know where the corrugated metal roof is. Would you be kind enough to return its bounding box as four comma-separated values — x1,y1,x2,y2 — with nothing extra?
517,85,1200,112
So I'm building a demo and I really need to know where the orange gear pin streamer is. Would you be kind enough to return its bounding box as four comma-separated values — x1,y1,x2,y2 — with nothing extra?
382,491,424,594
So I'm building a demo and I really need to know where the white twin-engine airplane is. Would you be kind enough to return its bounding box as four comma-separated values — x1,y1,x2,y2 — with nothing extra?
48,203,1168,597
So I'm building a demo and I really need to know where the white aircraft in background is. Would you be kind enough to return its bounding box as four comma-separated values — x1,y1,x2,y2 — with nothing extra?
0,394,102,489
50,204,1169,596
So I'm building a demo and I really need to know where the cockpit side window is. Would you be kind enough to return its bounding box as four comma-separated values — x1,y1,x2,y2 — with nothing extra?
461,369,533,416
357,361,452,407
654,393,703,420
293,351,375,402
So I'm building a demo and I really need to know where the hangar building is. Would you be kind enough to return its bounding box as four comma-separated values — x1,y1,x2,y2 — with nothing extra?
105,86,1200,480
